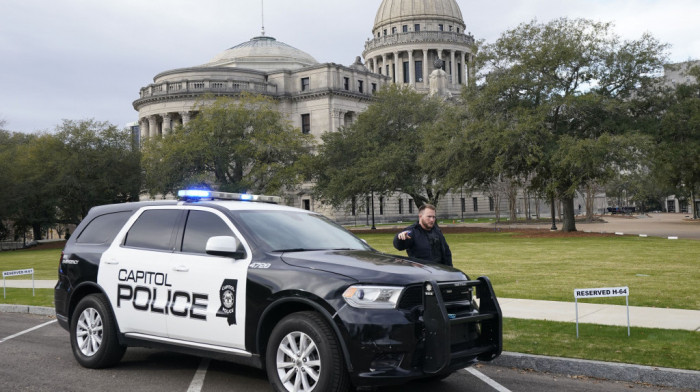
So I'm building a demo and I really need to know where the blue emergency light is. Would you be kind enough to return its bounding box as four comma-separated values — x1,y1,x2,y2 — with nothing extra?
177,189,282,204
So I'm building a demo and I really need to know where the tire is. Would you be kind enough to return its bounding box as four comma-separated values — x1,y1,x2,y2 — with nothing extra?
70,294,125,368
266,311,350,392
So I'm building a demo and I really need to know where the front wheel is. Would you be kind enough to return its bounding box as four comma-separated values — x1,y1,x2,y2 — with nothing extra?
70,294,125,368
266,311,350,392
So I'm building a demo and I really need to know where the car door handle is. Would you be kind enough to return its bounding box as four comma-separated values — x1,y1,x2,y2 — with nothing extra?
174,265,189,272
104,258,118,265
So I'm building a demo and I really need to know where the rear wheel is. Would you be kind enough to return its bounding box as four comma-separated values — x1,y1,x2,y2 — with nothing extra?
70,294,125,368
266,311,350,392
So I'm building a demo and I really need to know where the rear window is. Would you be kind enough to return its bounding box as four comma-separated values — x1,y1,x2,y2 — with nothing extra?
123,210,181,251
75,211,134,244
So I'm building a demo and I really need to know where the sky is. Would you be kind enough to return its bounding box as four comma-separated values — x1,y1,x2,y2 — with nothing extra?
1,0,699,134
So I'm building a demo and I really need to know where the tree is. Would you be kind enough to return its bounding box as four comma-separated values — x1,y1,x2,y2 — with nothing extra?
311,85,449,210
1,120,141,240
52,119,141,224
142,93,314,196
472,18,668,231
654,65,700,218
6,132,61,240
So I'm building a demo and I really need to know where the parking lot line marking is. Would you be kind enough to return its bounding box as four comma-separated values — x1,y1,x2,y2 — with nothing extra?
0,319,57,344
466,367,512,392
187,357,210,392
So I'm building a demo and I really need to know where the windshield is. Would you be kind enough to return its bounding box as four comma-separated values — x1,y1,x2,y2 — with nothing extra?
234,210,371,252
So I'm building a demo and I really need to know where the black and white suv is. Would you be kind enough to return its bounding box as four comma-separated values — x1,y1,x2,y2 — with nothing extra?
55,190,502,391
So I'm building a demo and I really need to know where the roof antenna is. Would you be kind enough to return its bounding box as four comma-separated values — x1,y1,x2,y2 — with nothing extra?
261,0,265,36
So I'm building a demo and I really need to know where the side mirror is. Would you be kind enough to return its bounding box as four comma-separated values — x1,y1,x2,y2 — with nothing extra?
206,236,245,259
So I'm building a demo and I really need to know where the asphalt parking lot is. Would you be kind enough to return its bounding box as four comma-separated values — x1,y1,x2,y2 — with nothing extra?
2,312,696,392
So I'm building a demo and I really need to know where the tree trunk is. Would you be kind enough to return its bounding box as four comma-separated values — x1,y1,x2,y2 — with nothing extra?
32,223,43,241
561,195,577,232
507,180,518,222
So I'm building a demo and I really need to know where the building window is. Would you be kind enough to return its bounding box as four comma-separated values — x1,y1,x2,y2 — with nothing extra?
457,62,462,84
461,198,466,213
343,77,349,90
371,83,377,92
383,29,387,36
408,199,414,214
358,80,363,93
415,60,423,82
398,199,403,214
415,24,420,32
303,200,311,210
457,27,460,33
403,61,409,83
392,63,396,83
402,25,408,33
301,77,309,91
377,32,381,38
301,114,310,134
449,25,453,31
392,27,396,34
351,196,357,216
212,82,224,89
439,24,444,31
366,196,371,216
473,197,478,212
192,82,204,89
489,197,495,212
379,196,384,215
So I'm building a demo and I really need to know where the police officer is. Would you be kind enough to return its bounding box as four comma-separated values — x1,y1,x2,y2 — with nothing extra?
393,204,452,266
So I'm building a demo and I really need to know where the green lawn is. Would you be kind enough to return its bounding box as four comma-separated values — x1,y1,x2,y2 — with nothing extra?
504,318,700,371
0,249,61,280
361,232,700,310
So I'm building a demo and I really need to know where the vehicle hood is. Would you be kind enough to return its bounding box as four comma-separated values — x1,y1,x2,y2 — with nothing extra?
280,250,467,285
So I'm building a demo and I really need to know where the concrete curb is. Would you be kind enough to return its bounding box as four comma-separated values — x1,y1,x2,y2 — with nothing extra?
491,351,700,390
0,304,55,316
1,306,698,389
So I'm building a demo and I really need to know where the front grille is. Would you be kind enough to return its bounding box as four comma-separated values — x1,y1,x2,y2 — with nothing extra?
397,285,422,310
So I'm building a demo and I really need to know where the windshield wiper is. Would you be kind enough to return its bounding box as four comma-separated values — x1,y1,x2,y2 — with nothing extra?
272,248,320,253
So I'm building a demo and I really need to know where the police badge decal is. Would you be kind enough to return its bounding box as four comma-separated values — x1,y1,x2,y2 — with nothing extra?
216,279,237,325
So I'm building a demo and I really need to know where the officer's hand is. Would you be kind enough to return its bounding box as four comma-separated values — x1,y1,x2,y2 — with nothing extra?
398,230,412,240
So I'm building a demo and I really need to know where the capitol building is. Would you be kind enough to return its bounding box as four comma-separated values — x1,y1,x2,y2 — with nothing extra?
133,0,599,222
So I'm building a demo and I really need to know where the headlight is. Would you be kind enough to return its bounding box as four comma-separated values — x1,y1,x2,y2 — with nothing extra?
342,285,403,309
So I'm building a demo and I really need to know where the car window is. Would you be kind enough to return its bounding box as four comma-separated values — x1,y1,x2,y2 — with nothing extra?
235,210,370,252
123,209,181,251
181,210,234,254
75,211,133,244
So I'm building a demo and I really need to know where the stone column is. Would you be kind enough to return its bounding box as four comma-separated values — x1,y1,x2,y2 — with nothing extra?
393,51,399,83
162,113,172,136
450,50,456,86
138,118,147,141
180,111,191,126
423,49,429,83
148,115,158,139
381,54,387,76
408,50,415,86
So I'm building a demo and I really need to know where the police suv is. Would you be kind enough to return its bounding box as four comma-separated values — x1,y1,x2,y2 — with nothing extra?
55,190,502,392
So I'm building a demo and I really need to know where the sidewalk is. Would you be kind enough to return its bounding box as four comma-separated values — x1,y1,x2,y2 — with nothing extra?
4,280,700,331
499,297,700,332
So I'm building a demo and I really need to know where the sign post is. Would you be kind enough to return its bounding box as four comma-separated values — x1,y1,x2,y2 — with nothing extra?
574,286,629,338
2,268,35,298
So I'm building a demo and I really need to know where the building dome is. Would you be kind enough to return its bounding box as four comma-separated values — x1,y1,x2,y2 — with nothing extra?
373,0,464,31
205,35,318,72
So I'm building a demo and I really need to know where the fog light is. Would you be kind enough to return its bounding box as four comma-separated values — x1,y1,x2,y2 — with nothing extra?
369,353,404,371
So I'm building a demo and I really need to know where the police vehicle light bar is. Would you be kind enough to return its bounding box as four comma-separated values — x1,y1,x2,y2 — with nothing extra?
178,189,281,204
